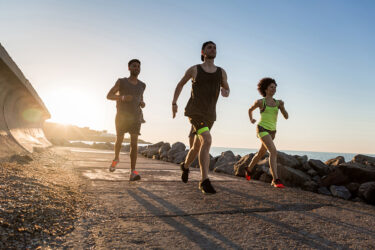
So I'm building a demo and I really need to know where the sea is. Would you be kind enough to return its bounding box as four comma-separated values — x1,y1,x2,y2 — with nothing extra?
69,140,374,162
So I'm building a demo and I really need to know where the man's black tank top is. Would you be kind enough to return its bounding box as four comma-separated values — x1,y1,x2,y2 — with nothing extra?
116,78,146,121
184,64,222,121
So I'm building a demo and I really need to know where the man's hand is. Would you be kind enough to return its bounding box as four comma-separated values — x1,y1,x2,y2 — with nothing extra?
221,88,229,97
172,104,178,118
140,101,145,108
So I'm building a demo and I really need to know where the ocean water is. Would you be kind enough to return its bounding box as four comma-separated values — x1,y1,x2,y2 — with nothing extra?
69,140,374,162
209,146,375,162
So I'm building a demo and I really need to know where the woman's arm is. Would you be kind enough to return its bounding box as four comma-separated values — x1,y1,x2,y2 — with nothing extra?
279,100,289,119
248,100,260,124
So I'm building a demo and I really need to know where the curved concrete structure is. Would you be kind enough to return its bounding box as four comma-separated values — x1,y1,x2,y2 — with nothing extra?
0,43,51,156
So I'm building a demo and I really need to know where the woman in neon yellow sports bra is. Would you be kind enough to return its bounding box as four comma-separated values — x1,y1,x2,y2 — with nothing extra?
245,77,289,188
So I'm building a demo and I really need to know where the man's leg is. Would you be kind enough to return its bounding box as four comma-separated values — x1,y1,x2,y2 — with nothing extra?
184,135,201,168
198,131,212,181
114,132,125,161
130,134,138,171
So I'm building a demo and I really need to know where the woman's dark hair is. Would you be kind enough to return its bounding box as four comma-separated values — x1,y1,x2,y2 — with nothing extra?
128,59,141,67
257,77,277,97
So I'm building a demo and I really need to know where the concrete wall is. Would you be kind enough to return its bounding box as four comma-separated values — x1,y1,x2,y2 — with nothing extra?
0,43,51,156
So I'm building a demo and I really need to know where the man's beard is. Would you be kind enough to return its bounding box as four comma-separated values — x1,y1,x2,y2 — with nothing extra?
206,54,216,60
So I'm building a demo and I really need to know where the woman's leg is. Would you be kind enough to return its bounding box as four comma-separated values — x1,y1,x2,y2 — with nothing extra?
259,134,279,180
247,143,267,174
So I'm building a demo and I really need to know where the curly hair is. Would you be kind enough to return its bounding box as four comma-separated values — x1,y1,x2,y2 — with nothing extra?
257,77,277,97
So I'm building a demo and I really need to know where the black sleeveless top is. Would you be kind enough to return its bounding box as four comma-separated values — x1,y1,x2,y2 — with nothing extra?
184,65,222,121
116,78,146,121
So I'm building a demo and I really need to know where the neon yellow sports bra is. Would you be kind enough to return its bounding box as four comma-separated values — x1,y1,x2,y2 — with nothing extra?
258,98,279,131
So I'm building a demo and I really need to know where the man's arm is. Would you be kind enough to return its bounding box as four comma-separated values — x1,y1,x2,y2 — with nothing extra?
220,69,230,97
107,80,121,101
248,100,261,124
140,84,146,108
172,66,195,118
279,100,289,119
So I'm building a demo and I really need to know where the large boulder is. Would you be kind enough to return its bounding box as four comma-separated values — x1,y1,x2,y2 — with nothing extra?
209,155,219,171
320,162,375,187
302,181,319,192
295,155,308,166
159,143,171,155
329,185,351,200
234,153,255,177
325,156,345,167
91,142,113,150
277,152,301,169
167,142,186,162
146,141,164,158
352,154,375,168
308,159,330,176
278,164,311,187
173,150,189,164
259,173,272,183
358,182,375,205
318,187,331,196
159,143,171,161
346,182,360,197
213,151,237,175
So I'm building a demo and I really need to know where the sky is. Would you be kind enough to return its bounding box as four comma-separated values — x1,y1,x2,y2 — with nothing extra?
1,0,374,154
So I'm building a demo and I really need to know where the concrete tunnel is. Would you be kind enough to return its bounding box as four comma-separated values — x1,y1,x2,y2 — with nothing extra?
0,43,51,157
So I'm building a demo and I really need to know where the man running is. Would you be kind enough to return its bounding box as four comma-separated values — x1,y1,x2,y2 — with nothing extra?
107,59,146,181
172,41,230,194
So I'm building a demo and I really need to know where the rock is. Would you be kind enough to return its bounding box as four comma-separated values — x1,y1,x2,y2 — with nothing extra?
160,151,168,161
329,185,351,200
172,150,189,164
352,154,375,167
213,151,237,175
295,155,308,165
209,155,219,171
259,173,272,183
278,164,311,187
234,154,255,177
318,187,331,196
146,141,164,158
158,143,171,155
48,138,70,146
303,181,319,192
301,162,312,172
308,159,330,176
152,155,160,160
307,169,318,177
320,163,375,187
277,151,301,169
171,142,186,152
358,182,375,205
325,156,345,166
346,182,360,197
167,142,186,162
312,175,321,184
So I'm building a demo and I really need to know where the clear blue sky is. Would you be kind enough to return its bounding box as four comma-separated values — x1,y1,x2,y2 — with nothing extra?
1,0,374,154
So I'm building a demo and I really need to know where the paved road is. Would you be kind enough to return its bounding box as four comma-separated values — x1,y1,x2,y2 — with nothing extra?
57,147,375,249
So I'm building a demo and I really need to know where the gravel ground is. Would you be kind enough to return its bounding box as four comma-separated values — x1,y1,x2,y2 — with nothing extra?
0,149,86,249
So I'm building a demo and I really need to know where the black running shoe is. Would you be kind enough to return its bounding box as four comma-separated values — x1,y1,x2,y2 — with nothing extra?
180,163,189,183
199,178,216,194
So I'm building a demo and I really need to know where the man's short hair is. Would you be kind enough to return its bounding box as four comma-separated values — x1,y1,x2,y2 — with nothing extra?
201,41,216,61
128,59,141,67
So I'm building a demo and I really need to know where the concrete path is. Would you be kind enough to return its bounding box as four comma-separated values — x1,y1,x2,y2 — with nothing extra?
57,147,375,249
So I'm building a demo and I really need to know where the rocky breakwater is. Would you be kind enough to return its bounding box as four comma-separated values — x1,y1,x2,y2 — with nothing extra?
138,141,375,205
